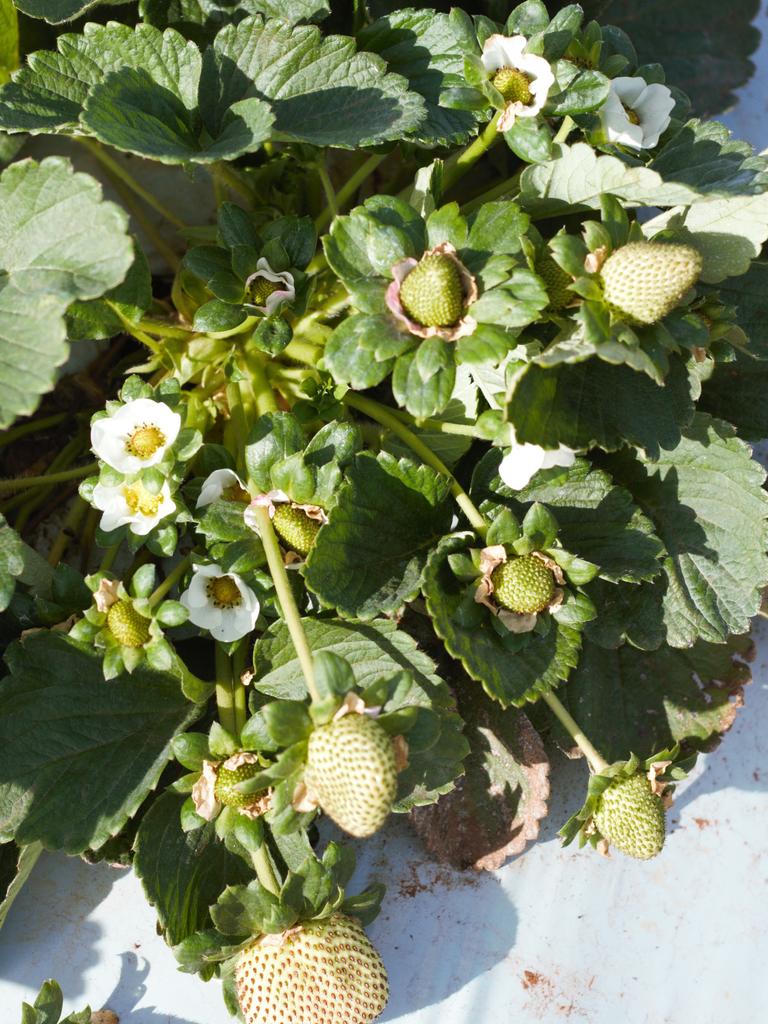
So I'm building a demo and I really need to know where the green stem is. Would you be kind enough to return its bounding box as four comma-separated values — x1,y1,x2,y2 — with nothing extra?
254,505,320,702
215,643,239,739
342,393,488,539
47,497,87,566
148,552,194,607
314,153,385,232
136,317,194,338
252,842,281,896
105,177,182,274
99,541,122,573
0,413,68,449
0,463,97,495
317,161,339,223
282,339,324,366
246,359,279,417
106,303,164,356
542,691,608,773
387,407,483,438
213,162,256,204
231,640,249,738
553,115,576,145
80,138,187,230
442,112,501,193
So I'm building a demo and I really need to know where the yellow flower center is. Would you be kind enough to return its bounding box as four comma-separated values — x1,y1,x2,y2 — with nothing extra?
623,103,641,126
492,66,534,105
206,575,243,609
222,483,251,503
122,481,162,517
126,424,166,460
248,277,281,306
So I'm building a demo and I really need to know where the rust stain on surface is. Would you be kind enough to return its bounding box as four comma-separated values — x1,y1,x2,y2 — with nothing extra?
693,817,713,830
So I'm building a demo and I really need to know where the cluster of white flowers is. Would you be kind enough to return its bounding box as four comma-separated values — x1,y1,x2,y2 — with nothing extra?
480,35,674,151
90,398,181,536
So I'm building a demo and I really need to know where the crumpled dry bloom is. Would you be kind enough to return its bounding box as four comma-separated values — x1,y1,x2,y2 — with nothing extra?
386,242,479,341
474,545,564,634
292,779,320,814
245,490,329,527
192,759,221,821
647,759,676,808
94,577,120,613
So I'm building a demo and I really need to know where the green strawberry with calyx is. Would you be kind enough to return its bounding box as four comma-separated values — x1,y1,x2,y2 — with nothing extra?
272,504,322,557
106,600,151,648
600,241,703,325
236,913,389,1024
491,554,556,614
537,254,573,311
399,253,464,328
214,757,264,810
305,713,397,838
593,772,666,860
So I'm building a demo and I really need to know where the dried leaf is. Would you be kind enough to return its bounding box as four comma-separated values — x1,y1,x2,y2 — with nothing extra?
411,694,549,871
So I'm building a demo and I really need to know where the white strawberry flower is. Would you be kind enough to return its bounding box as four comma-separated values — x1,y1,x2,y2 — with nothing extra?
180,563,260,642
196,468,249,508
599,77,675,150
245,258,296,314
498,431,576,490
481,34,555,131
91,398,181,475
92,478,176,536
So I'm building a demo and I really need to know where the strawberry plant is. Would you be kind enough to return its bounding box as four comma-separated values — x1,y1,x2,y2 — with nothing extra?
0,0,766,1020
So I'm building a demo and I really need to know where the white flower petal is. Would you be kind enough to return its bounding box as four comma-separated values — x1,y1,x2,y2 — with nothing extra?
499,437,577,490
498,446,546,490
197,468,244,508
600,77,673,151
481,33,527,72
611,76,647,107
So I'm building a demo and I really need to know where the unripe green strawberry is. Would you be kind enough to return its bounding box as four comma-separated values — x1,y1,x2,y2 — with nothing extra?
492,66,533,105
600,241,703,325
537,254,573,311
236,913,389,1024
106,600,150,648
248,277,281,306
593,773,666,860
490,554,555,614
399,253,464,328
272,504,322,557
305,714,397,838
214,759,263,810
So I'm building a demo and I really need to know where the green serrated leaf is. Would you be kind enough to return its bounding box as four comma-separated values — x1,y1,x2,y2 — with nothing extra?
305,451,452,619
13,0,132,22
134,791,251,947
207,16,426,148
141,0,330,38
608,413,768,647
506,356,694,456
0,839,41,932
0,157,132,427
0,632,200,854
556,636,752,763
254,616,448,701
358,9,480,146
644,192,768,284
